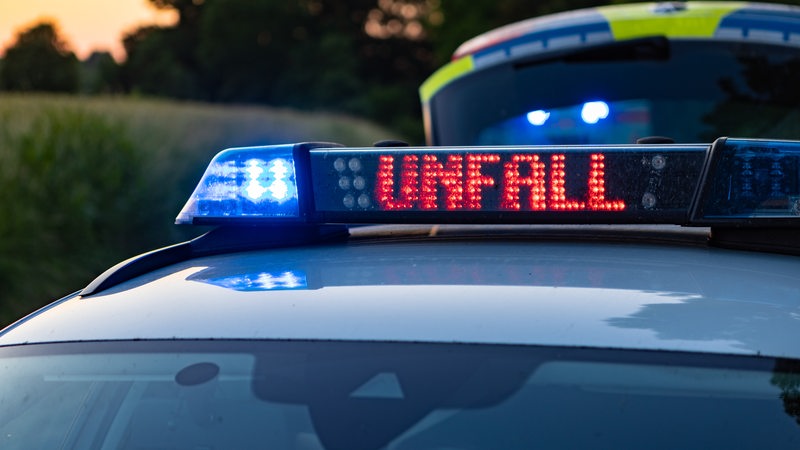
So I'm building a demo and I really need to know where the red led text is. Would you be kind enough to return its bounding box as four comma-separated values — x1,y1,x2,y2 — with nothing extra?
376,153,625,212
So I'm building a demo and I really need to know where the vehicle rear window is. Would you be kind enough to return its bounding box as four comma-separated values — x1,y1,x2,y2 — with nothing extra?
429,40,800,145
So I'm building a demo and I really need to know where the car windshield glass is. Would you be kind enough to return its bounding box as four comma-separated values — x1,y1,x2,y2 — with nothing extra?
430,39,800,145
1,340,799,450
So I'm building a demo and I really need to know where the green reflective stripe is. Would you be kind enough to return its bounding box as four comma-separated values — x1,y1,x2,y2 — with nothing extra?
599,2,746,40
419,56,474,103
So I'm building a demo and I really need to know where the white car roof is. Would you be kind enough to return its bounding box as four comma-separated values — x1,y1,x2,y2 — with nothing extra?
2,227,799,359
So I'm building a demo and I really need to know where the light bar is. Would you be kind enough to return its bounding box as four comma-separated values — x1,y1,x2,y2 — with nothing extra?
176,139,800,226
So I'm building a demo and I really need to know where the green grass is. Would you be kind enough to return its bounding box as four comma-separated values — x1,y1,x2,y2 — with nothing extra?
0,93,402,326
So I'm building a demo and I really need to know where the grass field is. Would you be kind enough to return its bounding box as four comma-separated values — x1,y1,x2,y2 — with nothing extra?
0,93,403,326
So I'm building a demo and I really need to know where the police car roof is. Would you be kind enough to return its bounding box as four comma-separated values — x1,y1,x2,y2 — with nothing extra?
1,224,800,360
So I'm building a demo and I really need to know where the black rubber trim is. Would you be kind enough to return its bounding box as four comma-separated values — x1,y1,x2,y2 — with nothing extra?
80,225,349,297
710,227,800,256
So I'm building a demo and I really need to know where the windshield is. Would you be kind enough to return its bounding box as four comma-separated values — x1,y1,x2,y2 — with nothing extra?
428,39,800,145
1,340,799,449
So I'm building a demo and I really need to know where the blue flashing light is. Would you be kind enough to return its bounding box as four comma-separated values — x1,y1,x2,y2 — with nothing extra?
581,101,609,124
526,110,550,126
244,158,293,201
176,145,300,224
694,138,800,222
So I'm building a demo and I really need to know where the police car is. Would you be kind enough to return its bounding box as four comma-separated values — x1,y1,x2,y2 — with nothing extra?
2,3,800,450
421,1,800,146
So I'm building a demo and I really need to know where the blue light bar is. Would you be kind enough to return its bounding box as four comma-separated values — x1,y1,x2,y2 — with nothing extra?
692,138,800,224
176,138,800,227
176,145,300,224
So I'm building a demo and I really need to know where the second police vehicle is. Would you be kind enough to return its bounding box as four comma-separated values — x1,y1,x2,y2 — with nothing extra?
1,2,800,449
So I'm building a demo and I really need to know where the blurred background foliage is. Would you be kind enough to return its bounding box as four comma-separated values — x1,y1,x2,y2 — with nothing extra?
0,94,398,324
1,0,639,140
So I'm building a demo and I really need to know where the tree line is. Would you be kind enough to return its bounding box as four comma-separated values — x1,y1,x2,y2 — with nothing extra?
1,0,624,140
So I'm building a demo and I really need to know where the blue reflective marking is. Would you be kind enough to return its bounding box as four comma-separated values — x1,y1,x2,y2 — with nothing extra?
718,8,800,42
472,21,612,61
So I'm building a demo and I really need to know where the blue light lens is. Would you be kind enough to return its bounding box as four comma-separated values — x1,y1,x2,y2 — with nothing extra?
697,139,800,220
176,145,300,224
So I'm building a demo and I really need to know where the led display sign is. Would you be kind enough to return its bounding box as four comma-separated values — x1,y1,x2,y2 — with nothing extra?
309,147,706,223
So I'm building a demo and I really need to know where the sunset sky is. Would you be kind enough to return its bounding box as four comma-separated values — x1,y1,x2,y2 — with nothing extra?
0,0,177,61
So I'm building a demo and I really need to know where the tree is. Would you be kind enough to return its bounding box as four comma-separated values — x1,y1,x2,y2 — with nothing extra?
119,0,629,141
121,0,206,99
80,51,123,94
121,26,201,99
1,21,79,92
